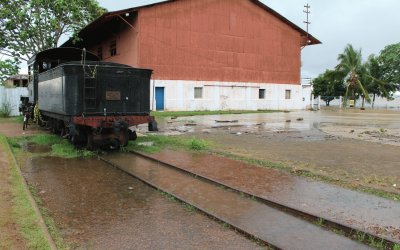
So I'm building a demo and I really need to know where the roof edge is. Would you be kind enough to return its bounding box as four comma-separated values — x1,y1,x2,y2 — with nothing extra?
62,0,321,47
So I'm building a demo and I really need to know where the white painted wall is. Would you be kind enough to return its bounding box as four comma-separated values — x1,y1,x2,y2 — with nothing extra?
0,86,29,116
150,80,312,111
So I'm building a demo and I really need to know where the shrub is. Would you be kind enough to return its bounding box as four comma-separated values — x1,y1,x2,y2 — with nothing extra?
188,139,207,151
0,102,12,117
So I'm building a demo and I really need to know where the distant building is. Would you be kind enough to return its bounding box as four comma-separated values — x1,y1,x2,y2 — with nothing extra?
63,0,320,111
3,74,29,88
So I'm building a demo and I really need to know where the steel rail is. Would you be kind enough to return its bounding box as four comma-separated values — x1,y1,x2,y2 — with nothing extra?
126,150,397,247
99,151,381,249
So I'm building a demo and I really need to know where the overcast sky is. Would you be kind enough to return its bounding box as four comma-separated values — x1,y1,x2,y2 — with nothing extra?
96,0,400,79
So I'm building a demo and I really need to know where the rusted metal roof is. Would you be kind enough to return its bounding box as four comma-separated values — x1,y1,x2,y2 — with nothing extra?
62,0,321,47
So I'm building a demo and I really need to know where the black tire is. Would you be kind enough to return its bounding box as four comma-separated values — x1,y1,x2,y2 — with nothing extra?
128,129,137,141
110,139,120,150
148,120,158,132
86,132,95,151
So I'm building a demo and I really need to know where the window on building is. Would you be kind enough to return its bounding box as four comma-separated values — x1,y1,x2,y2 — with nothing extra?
110,40,117,56
285,89,291,100
259,89,265,99
194,87,203,99
97,46,103,60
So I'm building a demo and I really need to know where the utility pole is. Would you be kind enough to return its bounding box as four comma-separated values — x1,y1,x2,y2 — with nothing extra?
302,3,311,49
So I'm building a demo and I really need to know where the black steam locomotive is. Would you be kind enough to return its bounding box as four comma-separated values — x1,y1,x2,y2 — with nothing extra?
21,47,157,149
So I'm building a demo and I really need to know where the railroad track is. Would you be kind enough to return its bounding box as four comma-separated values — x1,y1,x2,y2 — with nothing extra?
100,151,394,249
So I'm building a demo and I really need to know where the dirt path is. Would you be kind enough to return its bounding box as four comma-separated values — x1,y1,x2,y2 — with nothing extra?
0,143,26,249
0,122,42,137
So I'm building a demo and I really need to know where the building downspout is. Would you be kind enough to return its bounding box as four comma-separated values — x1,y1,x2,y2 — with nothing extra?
152,78,155,111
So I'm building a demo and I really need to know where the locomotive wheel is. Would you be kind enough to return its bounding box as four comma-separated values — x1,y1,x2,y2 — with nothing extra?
110,139,120,150
119,129,129,147
148,120,158,132
86,132,95,151
128,129,137,141
60,127,66,137
69,126,87,147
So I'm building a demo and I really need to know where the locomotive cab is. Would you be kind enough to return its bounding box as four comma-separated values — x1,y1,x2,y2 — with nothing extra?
27,47,100,104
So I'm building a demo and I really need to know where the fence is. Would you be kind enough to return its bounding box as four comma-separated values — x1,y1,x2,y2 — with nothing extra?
0,86,29,116
315,95,400,110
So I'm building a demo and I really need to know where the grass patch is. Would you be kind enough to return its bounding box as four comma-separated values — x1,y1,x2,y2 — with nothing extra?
51,140,94,159
11,135,95,159
189,138,207,151
0,135,52,249
151,110,280,117
183,203,197,213
29,134,62,145
222,222,230,229
394,244,400,250
0,102,12,117
126,135,209,154
0,116,22,124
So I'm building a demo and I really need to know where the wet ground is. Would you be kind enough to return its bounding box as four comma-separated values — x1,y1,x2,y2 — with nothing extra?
3,109,400,248
0,121,42,137
151,109,400,193
103,152,370,249
144,149,400,243
21,155,264,249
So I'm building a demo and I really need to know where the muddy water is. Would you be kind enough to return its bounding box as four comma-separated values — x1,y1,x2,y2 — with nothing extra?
160,110,400,135
22,143,51,153
22,157,263,249
161,110,400,193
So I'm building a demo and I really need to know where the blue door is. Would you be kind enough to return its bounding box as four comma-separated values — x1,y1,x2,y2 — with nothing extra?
155,87,165,111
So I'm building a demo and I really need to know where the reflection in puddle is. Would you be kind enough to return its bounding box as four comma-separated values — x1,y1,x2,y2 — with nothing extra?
22,142,51,153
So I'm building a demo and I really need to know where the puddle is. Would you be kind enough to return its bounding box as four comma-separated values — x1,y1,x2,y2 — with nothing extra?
22,142,51,153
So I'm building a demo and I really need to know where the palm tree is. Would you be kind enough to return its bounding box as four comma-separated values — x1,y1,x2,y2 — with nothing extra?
335,44,370,108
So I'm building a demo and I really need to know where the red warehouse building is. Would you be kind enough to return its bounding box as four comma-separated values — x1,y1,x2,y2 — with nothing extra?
63,0,320,111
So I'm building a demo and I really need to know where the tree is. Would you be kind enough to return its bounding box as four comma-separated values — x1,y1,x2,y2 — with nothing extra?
378,43,400,87
0,0,105,62
365,55,397,108
0,59,18,83
335,44,370,107
312,69,345,106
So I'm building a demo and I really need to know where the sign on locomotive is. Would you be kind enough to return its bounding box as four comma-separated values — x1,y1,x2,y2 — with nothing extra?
21,47,157,149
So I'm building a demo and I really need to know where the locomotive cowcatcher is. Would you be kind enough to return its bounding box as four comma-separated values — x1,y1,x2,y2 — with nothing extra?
22,47,157,149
